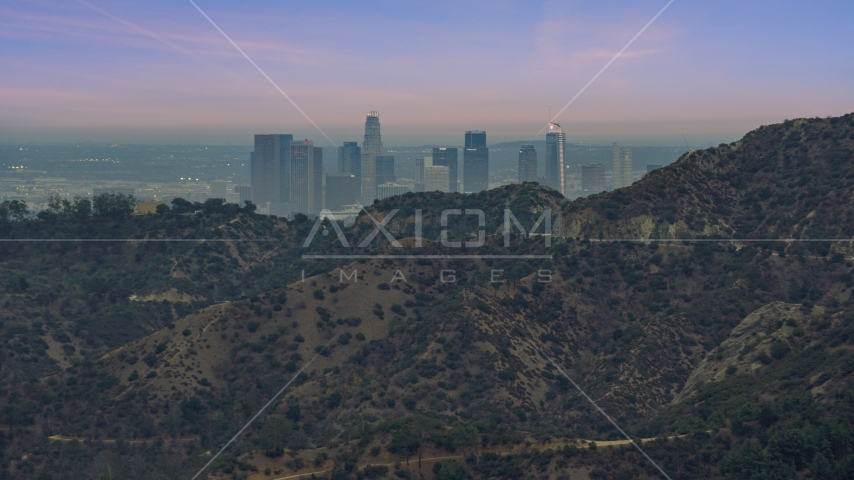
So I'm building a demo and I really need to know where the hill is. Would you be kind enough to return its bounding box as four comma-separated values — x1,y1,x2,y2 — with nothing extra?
1,114,854,479
563,114,854,243
0,201,358,385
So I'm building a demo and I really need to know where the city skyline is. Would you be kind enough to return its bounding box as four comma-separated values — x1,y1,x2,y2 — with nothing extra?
2,1,852,145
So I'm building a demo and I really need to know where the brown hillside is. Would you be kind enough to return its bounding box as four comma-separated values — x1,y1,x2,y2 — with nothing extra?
562,114,854,241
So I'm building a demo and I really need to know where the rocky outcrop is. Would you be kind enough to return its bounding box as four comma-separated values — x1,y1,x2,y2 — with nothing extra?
675,302,819,402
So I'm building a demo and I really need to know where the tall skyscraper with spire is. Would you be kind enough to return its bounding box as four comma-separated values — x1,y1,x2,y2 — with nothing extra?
361,111,382,202
545,122,565,195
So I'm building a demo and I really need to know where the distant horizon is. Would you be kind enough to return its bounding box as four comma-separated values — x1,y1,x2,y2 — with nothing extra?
0,132,745,149
5,112,848,148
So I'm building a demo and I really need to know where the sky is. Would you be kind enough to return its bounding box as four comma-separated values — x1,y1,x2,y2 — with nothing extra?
1,0,853,146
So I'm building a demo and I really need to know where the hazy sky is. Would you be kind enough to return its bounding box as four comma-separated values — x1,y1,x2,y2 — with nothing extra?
1,0,853,145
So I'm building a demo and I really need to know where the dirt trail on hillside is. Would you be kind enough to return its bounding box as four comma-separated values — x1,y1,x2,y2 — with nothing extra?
252,433,689,480
43,431,687,478
47,435,197,444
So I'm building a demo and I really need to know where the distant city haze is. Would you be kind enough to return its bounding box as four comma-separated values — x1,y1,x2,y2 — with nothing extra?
1,1,852,145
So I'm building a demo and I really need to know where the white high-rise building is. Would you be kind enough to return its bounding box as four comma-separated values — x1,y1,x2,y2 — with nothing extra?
612,146,633,189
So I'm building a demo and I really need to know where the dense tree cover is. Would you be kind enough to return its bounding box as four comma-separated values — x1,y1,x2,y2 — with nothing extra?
2,115,854,478
3,193,259,225
3,227,854,478
0,192,365,477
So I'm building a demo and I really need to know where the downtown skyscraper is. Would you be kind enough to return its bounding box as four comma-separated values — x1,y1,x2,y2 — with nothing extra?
338,142,361,183
289,140,323,214
376,155,396,186
432,148,458,193
463,130,489,193
361,111,383,202
545,123,565,195
582,162,605,193
518,144,538,183
612,146,633,189
250,134,293,207
465,130,486,149
325,173,359,211
311,145,324,214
